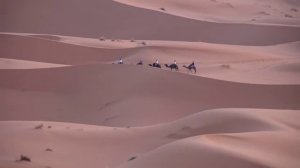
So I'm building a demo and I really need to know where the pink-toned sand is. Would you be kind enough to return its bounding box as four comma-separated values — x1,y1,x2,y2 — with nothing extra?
115,0,300,26
1,0,300,45
0,58,68,69
1,0,300,168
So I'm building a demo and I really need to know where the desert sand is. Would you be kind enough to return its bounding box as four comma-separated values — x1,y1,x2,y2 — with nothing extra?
1,0,300,168
115,0,300,26
1,0,300,45
0,58,68,69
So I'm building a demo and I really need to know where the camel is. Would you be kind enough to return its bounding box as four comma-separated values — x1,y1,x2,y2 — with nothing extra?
165,64,179,71
183,65,197,73
137,60,143,65
149,63,161,68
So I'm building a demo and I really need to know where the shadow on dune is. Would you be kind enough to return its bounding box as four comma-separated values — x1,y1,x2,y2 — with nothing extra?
0,64,299,126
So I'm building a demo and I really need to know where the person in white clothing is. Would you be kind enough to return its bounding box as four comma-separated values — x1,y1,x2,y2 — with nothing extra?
118,58,123,64
137,60,143,65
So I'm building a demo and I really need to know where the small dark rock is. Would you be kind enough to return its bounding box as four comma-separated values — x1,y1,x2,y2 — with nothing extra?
45,148,53,152
34,124,43,129
128,156,137,161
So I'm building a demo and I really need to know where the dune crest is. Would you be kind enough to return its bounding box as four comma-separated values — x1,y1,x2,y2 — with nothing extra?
0,58,69,69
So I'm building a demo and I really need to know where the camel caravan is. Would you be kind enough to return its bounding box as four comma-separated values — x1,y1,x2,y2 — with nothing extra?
115,58,197,73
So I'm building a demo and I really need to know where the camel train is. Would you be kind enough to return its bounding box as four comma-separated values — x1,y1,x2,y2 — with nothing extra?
116,58,196,73
149,59,196,73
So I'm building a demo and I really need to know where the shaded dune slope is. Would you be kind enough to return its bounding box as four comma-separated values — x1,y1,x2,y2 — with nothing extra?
1,64,300,126
0,34,133,65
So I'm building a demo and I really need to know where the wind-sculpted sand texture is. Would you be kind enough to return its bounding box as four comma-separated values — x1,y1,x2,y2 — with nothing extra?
1,0,300,167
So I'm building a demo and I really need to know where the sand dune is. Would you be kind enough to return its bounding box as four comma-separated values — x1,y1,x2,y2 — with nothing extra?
0,109,299,168
1,33,300,84
115,0,300,26
1,63,300,127
1,0,300,45
0,33,134,65
1,33,300,127
1,0,300,167
120,131,300,168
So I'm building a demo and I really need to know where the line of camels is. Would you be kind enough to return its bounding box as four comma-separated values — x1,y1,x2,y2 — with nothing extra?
137,60,196,73
116,59,196,73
